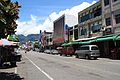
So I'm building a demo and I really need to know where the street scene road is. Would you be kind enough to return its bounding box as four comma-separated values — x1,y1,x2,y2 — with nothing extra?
1,0,120,80
1,51,120,80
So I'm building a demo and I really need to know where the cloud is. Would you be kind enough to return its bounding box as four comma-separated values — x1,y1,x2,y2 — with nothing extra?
16,1,97,36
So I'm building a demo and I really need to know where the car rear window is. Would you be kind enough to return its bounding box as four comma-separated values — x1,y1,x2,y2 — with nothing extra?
91,46,98,50
80,46,89,50
68,48,74,50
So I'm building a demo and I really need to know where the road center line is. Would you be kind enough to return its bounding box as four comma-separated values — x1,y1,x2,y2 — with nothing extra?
25,55,54,80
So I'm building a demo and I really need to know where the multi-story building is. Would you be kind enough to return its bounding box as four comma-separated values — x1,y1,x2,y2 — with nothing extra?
40,30,53,49
53,14,77,45
44,31,53,46
69,27,74,42
99,0,120,57
60,0,120,58
102,0,120,35
78,1,102,40
69,24,79,42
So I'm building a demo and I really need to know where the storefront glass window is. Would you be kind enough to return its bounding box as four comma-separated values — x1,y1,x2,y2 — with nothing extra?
115,14,120,24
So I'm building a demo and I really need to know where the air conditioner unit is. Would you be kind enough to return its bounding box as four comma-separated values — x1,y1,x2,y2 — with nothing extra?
101,27,106,31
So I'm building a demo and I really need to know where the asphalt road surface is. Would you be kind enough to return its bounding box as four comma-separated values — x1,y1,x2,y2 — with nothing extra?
0,50,120,80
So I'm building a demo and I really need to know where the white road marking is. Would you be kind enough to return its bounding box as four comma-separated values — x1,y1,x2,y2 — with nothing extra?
15,67,17,74
25,55,54,80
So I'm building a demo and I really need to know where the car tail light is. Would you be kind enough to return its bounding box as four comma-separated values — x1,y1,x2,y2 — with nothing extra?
111,49,117,53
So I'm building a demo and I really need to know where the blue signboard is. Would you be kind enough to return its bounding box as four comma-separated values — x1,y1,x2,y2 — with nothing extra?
39,30,42,42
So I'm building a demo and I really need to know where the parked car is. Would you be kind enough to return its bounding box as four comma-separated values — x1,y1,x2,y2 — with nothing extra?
44,49,51,54
111,47,120,59
111,47,120,54
75,45,100,60
57,47,63,55
50,49,59,55
60,46,75,56
35,48,39,52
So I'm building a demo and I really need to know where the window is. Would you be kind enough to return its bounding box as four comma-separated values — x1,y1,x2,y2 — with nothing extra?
94,7,102,17
113,0,117,2
104,0,109,6
50,38,52,42
91,47,98,50
68,48,74,50
106,17,111,26
80,13,91,22
115,14,120,24
81,29,87,35
46,39,49,42
92,24,101,33
69,31,73,35
80,46,89,50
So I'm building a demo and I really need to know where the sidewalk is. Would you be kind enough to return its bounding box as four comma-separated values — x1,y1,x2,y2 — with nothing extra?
98,58,120,63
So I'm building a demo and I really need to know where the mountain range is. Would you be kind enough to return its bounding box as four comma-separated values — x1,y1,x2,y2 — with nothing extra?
17,34,39,43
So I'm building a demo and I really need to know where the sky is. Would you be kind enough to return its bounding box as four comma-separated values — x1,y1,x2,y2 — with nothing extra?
11,0,99,36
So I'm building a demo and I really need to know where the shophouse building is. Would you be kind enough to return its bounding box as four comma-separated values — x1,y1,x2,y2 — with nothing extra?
99,0,120,58
55,0,120,58
69,24,79,42
102,0,120,35
78,1,102,40
53,14,77,46
69,27,74,42
40,30,53,50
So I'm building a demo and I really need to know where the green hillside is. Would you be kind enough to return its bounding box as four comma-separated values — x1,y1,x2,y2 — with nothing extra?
17,34,39,43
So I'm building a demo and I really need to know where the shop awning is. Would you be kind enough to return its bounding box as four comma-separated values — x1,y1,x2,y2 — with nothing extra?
96,35,117,42
61,34,120,46
61,43,67,46
115,35,120,40
89,39,97,43
61,42,79,46
78,41,91,44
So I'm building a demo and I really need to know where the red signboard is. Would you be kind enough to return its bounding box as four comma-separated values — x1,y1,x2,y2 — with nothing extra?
53,38,64,44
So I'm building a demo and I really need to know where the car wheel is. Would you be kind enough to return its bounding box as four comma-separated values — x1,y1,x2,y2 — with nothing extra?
10,61,16,67
0,61,3,67
85,55,90,60
94,57,97,60
60,54,62,56
76,54,79,58
65,54,67,56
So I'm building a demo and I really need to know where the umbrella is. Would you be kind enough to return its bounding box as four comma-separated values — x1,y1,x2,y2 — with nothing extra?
0,39,16,46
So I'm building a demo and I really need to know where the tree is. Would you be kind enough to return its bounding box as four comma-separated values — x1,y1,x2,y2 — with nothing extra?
34,42,39,48
7,35,20,42
0,0,21,39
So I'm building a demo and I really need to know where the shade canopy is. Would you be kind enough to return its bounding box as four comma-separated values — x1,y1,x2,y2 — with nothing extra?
115,35,120,40
78,41,91,44
0,39,16,46
61,42,79,46
96,35,117,42
61,34,120,46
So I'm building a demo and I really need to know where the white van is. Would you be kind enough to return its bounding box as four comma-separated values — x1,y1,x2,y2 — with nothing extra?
75,45,100,60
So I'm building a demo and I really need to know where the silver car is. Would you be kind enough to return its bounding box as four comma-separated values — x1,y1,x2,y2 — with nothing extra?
44,49,51,54
75,45,100,60
51,49,59,55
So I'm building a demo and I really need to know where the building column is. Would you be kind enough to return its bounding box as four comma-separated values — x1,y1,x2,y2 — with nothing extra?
102,0,106,36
